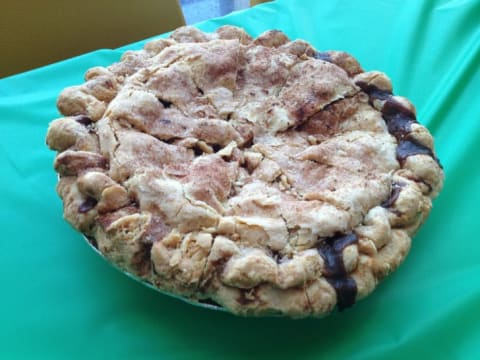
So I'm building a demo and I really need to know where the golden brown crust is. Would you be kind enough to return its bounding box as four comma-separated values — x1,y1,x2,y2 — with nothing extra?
46,26,444,317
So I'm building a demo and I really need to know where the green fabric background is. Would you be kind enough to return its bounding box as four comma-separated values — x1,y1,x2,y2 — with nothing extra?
1,0,479,358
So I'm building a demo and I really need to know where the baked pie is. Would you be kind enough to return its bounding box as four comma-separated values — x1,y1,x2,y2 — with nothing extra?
46,26,444,317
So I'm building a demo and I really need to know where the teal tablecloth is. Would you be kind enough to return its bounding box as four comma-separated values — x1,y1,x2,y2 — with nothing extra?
1,0,479,358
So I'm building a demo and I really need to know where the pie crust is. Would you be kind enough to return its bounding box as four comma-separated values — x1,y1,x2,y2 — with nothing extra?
46,26,444,317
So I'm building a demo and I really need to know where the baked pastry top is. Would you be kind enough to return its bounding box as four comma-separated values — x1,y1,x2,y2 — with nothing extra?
46,26,444,317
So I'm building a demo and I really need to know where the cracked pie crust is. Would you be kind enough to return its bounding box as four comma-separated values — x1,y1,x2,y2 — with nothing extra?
46,26,444,317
